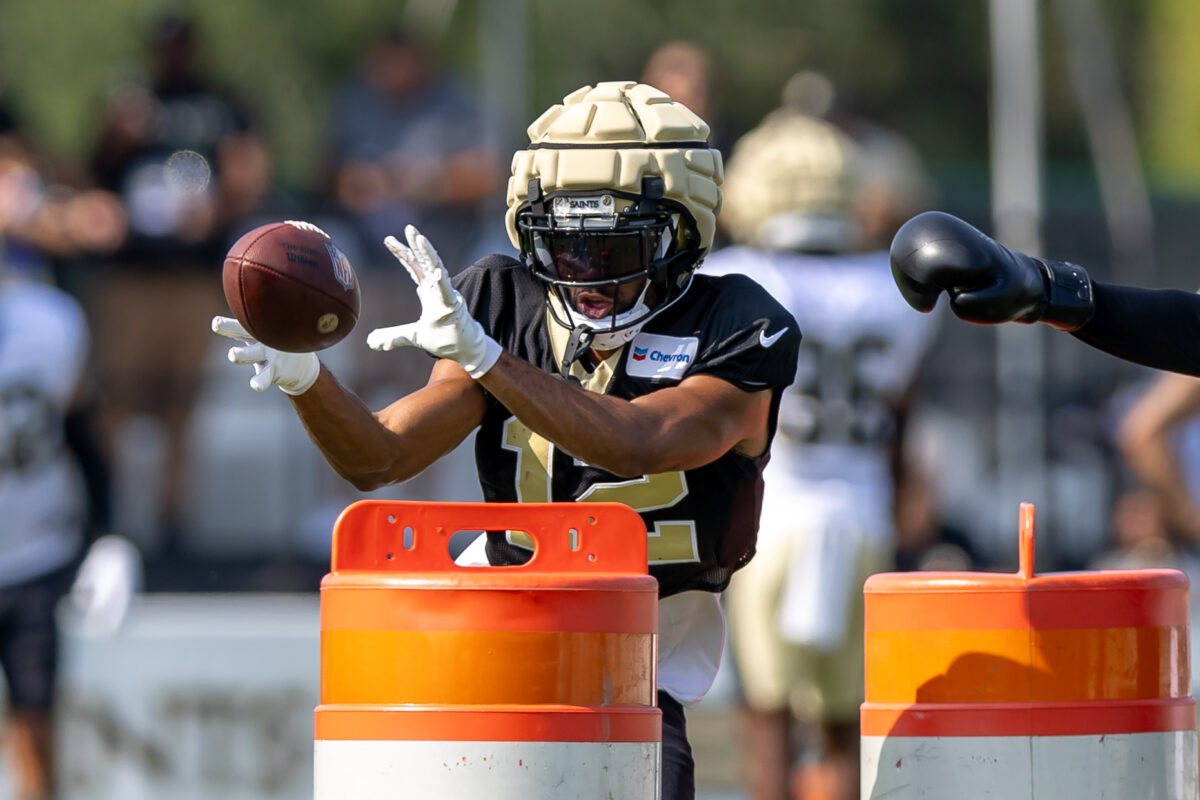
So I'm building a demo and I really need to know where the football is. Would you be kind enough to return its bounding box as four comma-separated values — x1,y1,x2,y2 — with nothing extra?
222,220,361,352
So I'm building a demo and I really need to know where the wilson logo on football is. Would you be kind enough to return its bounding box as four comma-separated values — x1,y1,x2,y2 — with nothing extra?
327,244,356,291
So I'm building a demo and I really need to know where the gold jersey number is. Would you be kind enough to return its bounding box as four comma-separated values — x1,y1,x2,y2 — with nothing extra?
502,418,699,564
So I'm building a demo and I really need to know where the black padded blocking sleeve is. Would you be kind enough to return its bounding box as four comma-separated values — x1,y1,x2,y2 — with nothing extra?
1071,281,1200,377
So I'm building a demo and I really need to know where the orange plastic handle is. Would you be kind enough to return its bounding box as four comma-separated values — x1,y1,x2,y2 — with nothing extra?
1019,501,1036,580
330,500,648,574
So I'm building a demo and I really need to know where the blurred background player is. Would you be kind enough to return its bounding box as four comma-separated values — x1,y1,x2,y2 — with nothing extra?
778,70,936,254
0,110,137,800
702,98,939,800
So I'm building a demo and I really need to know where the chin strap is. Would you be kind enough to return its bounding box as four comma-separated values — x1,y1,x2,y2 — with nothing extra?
560,325,595,380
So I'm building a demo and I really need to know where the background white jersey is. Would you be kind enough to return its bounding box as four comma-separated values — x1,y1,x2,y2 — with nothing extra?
702,245,942,545
0,278,90,586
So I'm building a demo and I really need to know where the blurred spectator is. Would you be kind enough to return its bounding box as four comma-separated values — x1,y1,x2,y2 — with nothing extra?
892,464,978,572
890,414,979,573
1089,487,1182,570
324,28,503,271
703,101,940,800
0,99,126,280
0,121,139,800
89,11,268,257
1115,370,1200,544
83,10,270,552
640,41,730,157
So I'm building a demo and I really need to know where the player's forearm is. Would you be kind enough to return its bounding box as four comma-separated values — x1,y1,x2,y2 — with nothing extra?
478,352,734,477
286,366,402,490
478,354,641,474
1071,283,1200,376
288,365,480,491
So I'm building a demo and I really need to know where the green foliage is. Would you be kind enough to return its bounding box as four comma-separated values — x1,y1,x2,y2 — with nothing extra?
0,0,1192,200
0,0,143,159
0,0,476,189
1140,0,1200,191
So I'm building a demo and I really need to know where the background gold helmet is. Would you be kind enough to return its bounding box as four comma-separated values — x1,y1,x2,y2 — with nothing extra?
720,110,863,252
506,81,723,347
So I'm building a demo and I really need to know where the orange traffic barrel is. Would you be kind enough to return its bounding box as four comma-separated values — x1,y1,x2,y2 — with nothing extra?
862,503,1198,799
314,500,661,799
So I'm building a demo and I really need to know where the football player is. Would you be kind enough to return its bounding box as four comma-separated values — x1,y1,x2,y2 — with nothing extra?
213,81,801,800
0,263,90,800
886,209,1200,374
0,127,136,800
703,110,940,800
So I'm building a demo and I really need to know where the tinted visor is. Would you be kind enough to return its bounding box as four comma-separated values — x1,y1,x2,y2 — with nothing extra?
529,227,670,285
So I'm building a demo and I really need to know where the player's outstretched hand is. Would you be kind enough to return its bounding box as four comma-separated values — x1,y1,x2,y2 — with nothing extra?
212,316,320,396
890,211,1095,331
367,224,501,379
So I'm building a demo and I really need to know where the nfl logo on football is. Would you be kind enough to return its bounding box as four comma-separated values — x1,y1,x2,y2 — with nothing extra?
327,244,356,291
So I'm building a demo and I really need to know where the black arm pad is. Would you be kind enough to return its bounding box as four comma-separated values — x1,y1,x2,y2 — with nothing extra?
1071,282,1200,376
1033,257,1095,331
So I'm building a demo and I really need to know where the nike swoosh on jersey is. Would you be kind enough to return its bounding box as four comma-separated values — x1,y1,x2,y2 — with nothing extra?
760,326,789,348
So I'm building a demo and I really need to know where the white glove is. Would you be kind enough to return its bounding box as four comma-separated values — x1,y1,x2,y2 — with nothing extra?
211,316,321,396
67,535,143,637
367,224,501,379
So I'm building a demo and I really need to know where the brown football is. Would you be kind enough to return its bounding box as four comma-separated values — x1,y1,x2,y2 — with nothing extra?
222,220,361,352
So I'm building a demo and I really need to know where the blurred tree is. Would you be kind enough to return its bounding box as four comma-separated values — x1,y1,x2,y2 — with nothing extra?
1141,0,1200,191
0,0,1189,214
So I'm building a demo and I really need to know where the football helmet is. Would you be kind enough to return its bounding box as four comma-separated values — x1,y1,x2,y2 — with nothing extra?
506,82,723,350
720,109,862,253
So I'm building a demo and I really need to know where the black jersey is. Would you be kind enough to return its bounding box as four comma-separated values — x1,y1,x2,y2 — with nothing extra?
453,255,801,597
